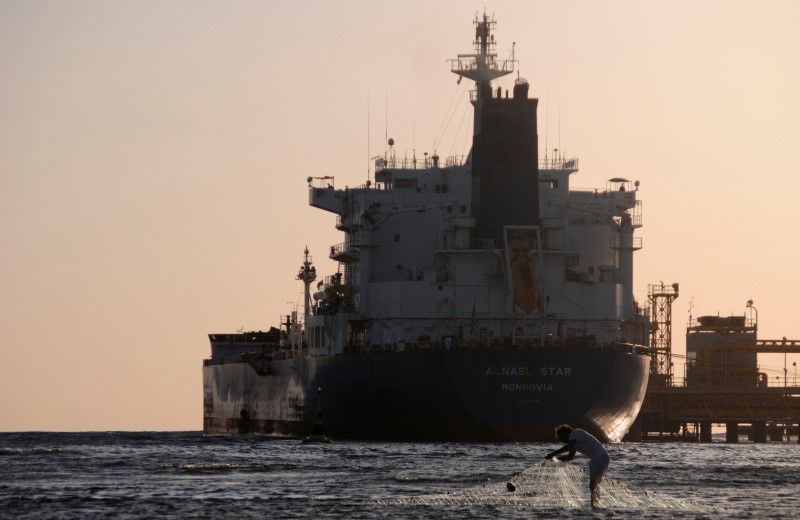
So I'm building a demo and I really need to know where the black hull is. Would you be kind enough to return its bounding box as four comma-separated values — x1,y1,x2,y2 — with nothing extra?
203,347,649,442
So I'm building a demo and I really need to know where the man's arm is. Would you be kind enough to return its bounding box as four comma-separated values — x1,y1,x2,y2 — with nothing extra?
545,440,576,460
556,447,576,462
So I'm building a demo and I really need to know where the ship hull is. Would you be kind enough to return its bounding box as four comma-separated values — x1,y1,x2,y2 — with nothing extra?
203,347,649,442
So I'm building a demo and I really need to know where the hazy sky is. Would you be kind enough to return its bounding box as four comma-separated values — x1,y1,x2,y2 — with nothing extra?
2,1,799,431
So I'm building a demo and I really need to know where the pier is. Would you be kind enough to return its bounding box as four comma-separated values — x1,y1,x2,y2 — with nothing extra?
633,384,800,443
629,287,800,442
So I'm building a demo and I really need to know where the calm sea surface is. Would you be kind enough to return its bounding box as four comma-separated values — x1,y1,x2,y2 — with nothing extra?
1,431,799,518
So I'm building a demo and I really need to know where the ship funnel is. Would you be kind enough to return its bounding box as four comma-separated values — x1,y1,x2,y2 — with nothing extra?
471,78,539,240
513,78,529,99
449,15,538,240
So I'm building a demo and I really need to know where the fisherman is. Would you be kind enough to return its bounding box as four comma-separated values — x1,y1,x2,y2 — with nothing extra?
544,424,609,509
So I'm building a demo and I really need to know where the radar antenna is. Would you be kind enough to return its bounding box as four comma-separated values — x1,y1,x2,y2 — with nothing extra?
449,12,516,106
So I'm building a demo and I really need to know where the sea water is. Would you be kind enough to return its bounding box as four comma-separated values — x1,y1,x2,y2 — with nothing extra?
1,431,798,518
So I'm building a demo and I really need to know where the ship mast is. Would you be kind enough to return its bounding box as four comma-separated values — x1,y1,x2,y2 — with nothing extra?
296,247,317,327
449,12,516,133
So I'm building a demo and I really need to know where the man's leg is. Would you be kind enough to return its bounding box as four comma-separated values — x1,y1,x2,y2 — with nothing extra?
588,452,609,508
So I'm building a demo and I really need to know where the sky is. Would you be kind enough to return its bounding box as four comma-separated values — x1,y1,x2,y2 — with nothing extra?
2,0,799,431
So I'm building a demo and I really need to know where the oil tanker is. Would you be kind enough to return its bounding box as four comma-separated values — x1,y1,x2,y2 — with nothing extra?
203,14,650,442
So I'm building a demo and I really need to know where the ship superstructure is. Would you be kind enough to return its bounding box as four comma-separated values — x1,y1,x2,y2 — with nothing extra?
203,14,650,442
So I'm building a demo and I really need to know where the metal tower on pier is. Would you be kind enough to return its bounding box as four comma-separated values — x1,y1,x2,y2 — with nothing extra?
649,283,679,387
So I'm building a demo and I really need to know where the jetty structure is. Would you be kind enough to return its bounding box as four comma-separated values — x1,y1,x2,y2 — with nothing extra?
632,287,800,442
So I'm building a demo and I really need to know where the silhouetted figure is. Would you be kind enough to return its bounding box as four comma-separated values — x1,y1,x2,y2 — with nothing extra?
545,424,609,509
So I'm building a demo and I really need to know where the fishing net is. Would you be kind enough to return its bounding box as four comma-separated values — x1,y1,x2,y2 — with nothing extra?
379,460,714,512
